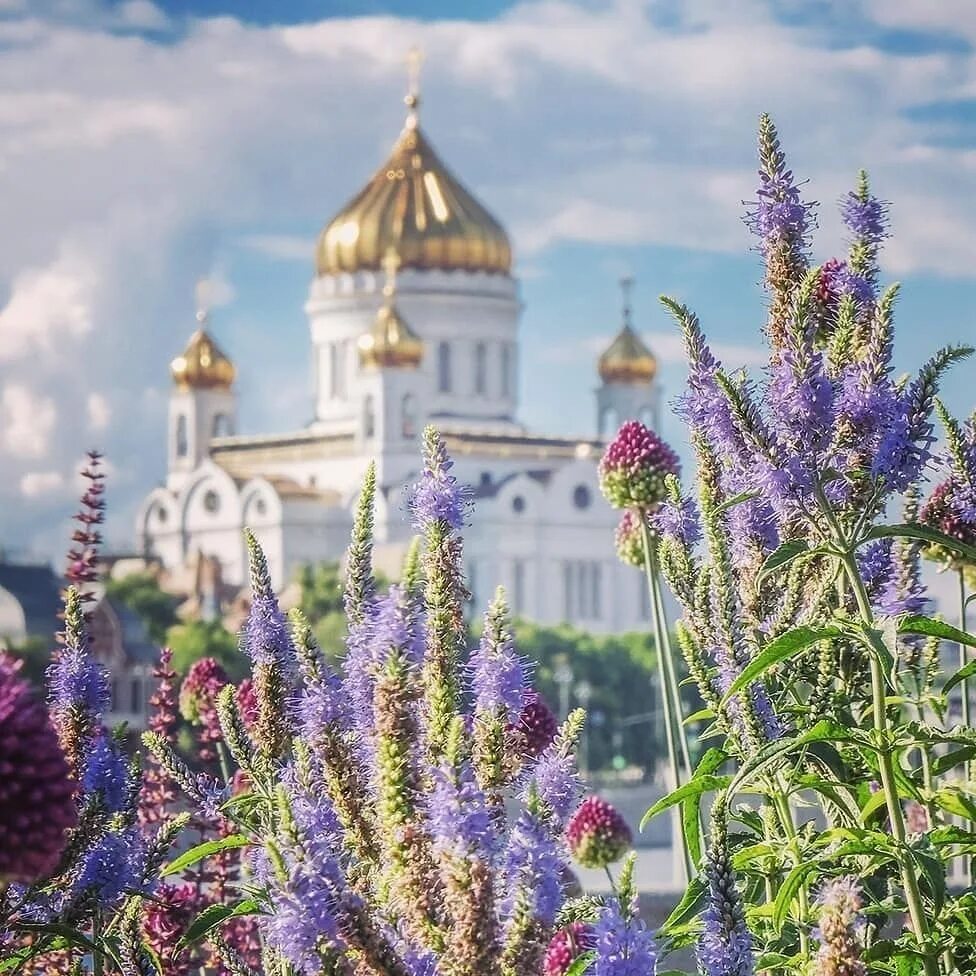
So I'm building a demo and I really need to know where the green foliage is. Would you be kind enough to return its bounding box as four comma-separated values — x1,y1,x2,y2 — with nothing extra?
105,571,179,643
511,620,702,775
167,619,245,680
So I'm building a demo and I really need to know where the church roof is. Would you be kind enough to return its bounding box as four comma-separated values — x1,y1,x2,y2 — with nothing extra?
598,325,657,384
316,80,511,277
0,562,61,641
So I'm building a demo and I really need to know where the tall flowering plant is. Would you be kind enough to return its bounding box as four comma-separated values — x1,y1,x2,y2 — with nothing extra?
141,429,651,976
638,116,976,975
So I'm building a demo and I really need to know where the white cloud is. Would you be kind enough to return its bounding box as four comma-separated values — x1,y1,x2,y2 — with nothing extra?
19,470,64,497
0,251,97,363
2,0,976,556
237,234,314,262
87,392,110,431
0,385,56,459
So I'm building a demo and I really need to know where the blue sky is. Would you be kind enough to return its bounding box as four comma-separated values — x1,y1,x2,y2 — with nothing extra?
2,0,976,568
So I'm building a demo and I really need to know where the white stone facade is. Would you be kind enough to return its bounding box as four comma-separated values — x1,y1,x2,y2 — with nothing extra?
136,116,660,635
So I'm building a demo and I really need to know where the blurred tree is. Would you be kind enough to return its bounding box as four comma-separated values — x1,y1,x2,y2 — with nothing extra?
105,572,179,643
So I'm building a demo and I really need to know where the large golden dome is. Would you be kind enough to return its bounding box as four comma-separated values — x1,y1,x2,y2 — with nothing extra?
598,278,657,384
171,327,235,391
316,88,512,277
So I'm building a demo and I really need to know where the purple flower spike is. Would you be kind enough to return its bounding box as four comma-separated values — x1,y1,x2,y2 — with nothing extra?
592,898,657,976
410,427,471,531
841,190,889,246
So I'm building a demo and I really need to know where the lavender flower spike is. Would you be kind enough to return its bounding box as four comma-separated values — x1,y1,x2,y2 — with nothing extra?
814,877,867,976
47,586,110,776
409,426,471,532
592,896,657,976
698,796,755,976
469,587,527,723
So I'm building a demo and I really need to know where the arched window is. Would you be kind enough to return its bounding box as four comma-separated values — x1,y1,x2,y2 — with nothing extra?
402,394,418,439
474,342,487,395
175,414,188,458
601,407,619,437
212,413,232,438
501,344,512,398
363,395,376,438
437,342,452,393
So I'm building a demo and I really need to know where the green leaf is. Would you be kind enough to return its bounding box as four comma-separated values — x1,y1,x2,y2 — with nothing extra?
714,490,760,516
640,775,731,830
680,748,727,866
161,834,250,877
659,876,706,933
177,899,262,950
729,720,852,794
933,788,976,822
683,707,714,725
944,659,976,695
898,614,976,648
909,848,945,915
862,523,976,564
756,540,812,586
774,863,816,930
721,625,842,703
859,787,890,825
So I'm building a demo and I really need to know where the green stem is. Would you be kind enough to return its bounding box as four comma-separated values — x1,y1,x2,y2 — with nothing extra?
840,552,941,976
960,569,972,888
92,911,103,976
772,786,809,958
638,519,695,881
960,569,971,732
649,541,694,778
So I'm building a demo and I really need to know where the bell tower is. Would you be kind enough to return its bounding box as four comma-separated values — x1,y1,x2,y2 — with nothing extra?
167,281,237,491
596,277,659,436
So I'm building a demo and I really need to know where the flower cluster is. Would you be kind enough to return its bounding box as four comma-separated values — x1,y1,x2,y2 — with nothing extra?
599,420,680,511
136,432,651,976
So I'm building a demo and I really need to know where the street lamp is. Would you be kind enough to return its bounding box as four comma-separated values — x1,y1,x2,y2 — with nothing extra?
575,679,592,775
553,654,574,721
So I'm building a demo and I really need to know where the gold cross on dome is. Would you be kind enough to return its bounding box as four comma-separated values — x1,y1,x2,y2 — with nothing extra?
382,248,401,298
194,277,212,325
405,47,424,124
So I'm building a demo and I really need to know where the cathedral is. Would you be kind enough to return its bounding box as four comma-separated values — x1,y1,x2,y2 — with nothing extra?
136,70,661,635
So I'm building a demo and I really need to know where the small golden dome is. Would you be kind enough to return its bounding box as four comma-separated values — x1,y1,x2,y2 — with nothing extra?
359,249,424,369
598,277,657,384
316,69,511,277
171,328,236,391
359,304,424,370
598,326,657,384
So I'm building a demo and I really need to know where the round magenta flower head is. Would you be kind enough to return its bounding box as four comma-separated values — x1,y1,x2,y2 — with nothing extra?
0,655,77,883
178,657,228,725
920,478,976,576
544,921,595,976
511,691,558,758
235,677,258,729
566,795,632,869
599,421,680,511
614,509,649,568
